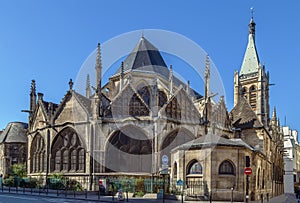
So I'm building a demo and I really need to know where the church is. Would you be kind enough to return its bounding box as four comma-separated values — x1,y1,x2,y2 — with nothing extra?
26,17,284,201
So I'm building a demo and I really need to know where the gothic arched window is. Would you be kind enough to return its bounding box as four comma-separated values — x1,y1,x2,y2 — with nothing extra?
188,161,203,174
55,150,61,171
158,90,167,107
137,86,150,107
219,160,235,175
173,162,178,179
30,134,46,173
51,128,85,173
249,85,256,110
129,93,149,116
70,149,77,171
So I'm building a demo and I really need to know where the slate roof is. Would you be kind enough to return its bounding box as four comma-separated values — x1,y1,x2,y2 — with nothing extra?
0,122,28,144
240,18,260,76
115,37,168,75
113,36,202,100
171,134,254,152
230,96,263,129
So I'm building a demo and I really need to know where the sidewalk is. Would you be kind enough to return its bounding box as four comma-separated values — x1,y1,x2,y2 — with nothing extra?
0,187,297,203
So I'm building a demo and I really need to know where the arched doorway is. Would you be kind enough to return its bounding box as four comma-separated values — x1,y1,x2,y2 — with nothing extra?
105,126,152,173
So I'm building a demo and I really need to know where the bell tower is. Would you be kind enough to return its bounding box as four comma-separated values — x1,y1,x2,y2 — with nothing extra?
234,16,270,126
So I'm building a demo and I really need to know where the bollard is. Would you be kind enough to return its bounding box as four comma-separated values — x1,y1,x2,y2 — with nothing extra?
57,189,59,196
31,187,33,194
23,187,25,194
16,186,18,193
8,186,10,193
126,190,128,202
73,190,75,198
65,187,67,197
85,189,87,199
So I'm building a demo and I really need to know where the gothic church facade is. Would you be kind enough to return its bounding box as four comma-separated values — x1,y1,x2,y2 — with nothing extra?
26,17,284,201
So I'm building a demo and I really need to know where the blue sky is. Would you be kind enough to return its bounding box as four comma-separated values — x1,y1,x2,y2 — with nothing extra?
0,1,299,133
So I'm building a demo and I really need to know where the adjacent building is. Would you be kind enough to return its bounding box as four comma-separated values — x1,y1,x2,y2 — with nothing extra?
282,126,300,194
0,122,28,177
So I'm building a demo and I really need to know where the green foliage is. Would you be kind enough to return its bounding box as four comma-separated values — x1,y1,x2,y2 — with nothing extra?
49,173,63,179
48,178,65,190
134,177,144,192
11,164,26,178
135,191,144,197
20,177,37,188
3,177,14,187
67,179,83,191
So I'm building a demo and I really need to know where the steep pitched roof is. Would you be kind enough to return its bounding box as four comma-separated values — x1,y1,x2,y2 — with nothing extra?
115,37,168,76
240,18,260,76
0,122,28,144
230,96,263,128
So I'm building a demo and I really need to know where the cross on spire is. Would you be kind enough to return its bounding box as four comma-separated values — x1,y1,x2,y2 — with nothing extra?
250,7,254,19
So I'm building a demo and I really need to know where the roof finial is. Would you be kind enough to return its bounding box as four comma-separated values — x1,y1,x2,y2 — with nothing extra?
69,79,73,90
250,7,254,19
249,8,256,35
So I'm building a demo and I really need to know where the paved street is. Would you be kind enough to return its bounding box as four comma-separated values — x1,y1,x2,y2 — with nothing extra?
0,193,96,203
0,189,296,203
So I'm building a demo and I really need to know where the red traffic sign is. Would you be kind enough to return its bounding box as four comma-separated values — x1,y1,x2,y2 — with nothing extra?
244,167,252,175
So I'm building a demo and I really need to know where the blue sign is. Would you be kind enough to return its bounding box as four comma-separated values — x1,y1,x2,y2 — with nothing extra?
177,179,183,186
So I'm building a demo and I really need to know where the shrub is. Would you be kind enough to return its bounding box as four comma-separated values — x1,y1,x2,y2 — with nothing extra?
48,178,65,190
3,177,14,187
67,179,83,191
20,177,37,188
134,177,144,193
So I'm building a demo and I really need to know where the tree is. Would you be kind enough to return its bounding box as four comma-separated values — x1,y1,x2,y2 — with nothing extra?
11,164,26,178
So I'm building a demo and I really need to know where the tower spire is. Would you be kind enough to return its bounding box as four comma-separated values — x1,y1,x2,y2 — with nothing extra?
94,43,103,118
95,43,102,92
30,79,36,114
169,65,173,97
86,74,91,98
204,55,210,101
120,61,124,91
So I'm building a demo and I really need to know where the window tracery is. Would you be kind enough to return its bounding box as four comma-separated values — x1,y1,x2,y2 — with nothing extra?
51,128,85,173
219,160,235,175
30,134,45,173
